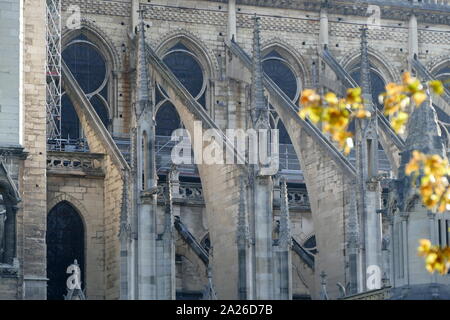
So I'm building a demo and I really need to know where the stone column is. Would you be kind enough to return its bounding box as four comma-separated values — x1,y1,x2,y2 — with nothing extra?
237,176,251,300
346,182,360,294
356,27,383,291
428,211,438,285
161,174,175,299
365,180,382,290
22,0,48,300
135,11,158,299
253,175,274,299
138,194,157,299
319,7,329,50
388,214,395,287
401,215,409,287
408,14,419,65
228,0,237,42
250,16,276,300
119,171,131,300
277,177,292,300
131,0,140,35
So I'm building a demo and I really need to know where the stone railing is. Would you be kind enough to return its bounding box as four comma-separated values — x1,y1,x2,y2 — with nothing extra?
47,151,104,176
158,181,311,210
179,183,204,202
341,287,392,300
287,188,310,210
157,181,204,204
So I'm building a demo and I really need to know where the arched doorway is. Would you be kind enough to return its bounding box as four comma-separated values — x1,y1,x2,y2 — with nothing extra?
46,201,85,300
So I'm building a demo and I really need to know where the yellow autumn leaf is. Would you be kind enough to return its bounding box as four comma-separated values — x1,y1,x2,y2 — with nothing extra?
430,80,445,96
324,92,339,105
412,91,427,106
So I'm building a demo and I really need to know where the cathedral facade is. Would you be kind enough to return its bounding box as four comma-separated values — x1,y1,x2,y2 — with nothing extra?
1,0,450,300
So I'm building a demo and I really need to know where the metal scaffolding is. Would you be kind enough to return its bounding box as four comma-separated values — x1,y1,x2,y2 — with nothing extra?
46,0,62,150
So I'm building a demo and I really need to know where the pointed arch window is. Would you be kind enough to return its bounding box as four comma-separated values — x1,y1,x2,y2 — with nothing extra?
262,49,301,172
46,201,85,300
160,42,207,108
349,66,386,110
347,65,392,172
263,50,299,101
153,42,204,173
60,34,111,151
155,102,182,137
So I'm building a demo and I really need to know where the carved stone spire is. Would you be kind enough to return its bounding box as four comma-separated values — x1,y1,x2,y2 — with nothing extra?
136,9,151,116
251,15,269,129
236,175,249,300
360,26,374,111
237,176,249,249
164,176,174,237
119,170,130,241
279,177,292,251
399,94,445,183
403,95,445,159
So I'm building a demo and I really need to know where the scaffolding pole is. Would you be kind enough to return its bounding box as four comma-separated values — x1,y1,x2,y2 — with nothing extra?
46,0,62,150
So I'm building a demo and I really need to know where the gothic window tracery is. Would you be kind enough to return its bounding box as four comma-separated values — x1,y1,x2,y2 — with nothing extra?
161,42,207,107
154,42,206,172
59,34,111,150
263,50,299,102
262,49,301,171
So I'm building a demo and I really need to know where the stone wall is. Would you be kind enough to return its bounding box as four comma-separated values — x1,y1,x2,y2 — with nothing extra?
61,0,450,136
54,0,450,300
47,172,106,299
63,61,130,299
20,0,48,300
0,277,19,300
